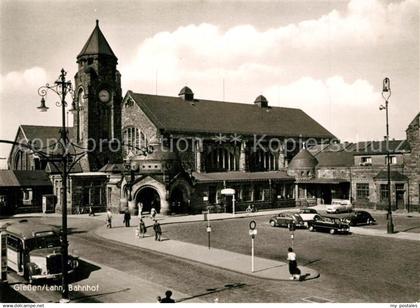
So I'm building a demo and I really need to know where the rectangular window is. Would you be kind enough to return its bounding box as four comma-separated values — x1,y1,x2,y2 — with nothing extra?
385,156,397,165
208,186,217,204
356,183,370,200
22,189,33,202
380,184,389,202
242,186,252,202
254,185,264,201
361,157,372,165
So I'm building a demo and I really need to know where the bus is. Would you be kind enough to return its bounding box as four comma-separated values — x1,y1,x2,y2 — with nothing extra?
5,220,78,283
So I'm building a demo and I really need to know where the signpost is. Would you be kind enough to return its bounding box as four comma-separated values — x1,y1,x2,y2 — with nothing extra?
249,220,257,272
288,222,296,249
221,188,236,216
206,209,211,250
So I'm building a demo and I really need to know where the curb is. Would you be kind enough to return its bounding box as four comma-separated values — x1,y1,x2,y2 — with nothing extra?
93,225,320,282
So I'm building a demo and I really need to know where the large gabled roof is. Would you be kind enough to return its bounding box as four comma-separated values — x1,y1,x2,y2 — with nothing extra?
77,20,117,59
128,92,336,139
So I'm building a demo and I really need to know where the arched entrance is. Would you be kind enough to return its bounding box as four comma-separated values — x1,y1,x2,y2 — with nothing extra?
135,186,161,214
169,185,190,214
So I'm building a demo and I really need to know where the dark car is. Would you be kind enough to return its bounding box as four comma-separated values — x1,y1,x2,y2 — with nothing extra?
269,212,305,228
341,210,376,226
308,215,350,234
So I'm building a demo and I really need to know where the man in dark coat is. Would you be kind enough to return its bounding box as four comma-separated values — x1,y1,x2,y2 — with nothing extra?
153,220,162,241
160,290,175,303
123,210,131,227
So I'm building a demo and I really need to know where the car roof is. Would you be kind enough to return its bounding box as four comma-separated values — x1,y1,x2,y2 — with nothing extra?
6,222,59,240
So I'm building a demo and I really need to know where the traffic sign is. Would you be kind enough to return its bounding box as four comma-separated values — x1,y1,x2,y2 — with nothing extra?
207,226,212,233
249,220,257,230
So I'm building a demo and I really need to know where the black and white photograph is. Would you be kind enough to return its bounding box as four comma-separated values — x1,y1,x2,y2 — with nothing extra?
0,0,419,305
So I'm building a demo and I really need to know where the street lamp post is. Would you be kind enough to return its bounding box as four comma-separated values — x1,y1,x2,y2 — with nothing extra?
38,69,74,302
380,77,394,234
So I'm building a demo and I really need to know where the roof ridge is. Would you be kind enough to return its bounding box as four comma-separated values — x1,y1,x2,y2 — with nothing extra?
132,92,304,111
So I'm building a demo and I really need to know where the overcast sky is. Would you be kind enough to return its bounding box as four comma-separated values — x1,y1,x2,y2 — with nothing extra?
0,0,419,168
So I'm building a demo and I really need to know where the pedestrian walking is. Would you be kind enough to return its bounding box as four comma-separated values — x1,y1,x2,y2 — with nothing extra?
150,207,157,220
106,208,112,228
89,205,95,216
160,290,175,303
287,247,301,280
153,220,162,241
138,217,147,238
123,209,131,227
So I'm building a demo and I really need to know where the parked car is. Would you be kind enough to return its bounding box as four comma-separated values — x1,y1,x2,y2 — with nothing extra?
326,199,353,213
269,212,305,228
341,210,376,226
296,208,319,227
308,215,350,234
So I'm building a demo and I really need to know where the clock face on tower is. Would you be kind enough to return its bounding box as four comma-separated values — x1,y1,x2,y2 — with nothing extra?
98,89,110,103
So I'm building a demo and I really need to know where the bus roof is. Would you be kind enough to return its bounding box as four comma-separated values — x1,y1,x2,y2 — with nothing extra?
6,222,59,240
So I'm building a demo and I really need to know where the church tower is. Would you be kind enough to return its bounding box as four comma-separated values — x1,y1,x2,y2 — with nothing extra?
74,20,122,171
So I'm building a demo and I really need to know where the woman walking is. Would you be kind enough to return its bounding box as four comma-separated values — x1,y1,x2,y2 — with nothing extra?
287,247,301,280
138,217,147,238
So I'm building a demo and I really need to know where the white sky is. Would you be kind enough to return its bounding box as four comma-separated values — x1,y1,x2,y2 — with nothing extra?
0,0,419,169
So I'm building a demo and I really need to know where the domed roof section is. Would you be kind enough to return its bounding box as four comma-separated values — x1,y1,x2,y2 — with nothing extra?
178,86,194,96
254,95,268,108
288,148,318,169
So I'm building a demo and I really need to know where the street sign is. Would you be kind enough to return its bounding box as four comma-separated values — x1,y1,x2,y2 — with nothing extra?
221,188,235,195
207,226,212,233
249,220,257,230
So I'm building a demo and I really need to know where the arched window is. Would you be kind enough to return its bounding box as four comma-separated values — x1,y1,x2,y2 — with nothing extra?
123,127,147,156
206,147,238,172
78,88,85,141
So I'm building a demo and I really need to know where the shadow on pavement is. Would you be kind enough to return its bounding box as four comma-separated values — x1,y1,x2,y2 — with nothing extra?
71,287,131,303
70,259,101,283
176,282,247,302
0,283,33,303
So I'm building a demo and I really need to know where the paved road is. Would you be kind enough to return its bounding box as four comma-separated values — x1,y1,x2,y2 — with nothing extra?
3,215,420,303
163,215,420,302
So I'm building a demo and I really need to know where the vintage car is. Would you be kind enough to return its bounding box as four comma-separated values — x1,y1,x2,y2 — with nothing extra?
269,212,305,228
5,221,78,283
296,208,319,227
326,199,353,213
308,215,350,234
341,210,376,226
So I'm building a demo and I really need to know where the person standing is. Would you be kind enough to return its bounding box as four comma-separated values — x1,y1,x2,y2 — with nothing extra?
124,209,131,227
153,220,162,241
150,207,157,220
89,205,95,216
160,290,175,303
138,217,147,238
287,247,301,280
106,208,112,228
137,201,143,216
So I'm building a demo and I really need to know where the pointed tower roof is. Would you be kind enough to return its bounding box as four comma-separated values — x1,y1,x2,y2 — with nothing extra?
77,20,117,59
288,148,318,169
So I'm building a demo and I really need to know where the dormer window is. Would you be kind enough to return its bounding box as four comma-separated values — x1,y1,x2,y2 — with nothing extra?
178,86,194,101
254,95,268,108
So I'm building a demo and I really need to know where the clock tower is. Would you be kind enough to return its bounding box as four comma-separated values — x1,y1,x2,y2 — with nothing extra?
74,20,122,171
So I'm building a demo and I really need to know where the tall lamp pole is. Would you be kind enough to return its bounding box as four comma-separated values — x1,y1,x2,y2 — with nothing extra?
380,77,394,234
38,69,75,302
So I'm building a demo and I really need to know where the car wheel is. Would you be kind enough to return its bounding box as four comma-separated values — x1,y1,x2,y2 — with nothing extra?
330,229,336,234
270,220,276,227
309,225,314,232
